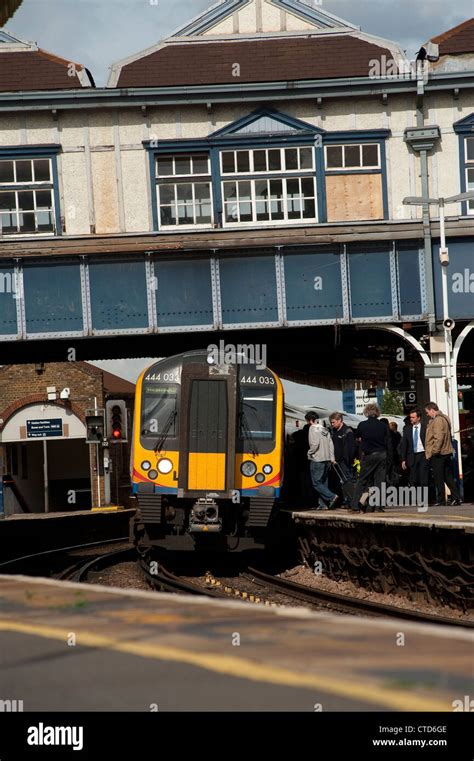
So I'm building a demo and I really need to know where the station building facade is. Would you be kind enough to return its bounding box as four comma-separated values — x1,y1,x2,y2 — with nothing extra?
0,0,473,498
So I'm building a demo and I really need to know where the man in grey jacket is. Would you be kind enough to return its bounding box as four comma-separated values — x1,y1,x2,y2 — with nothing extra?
307,412,339,510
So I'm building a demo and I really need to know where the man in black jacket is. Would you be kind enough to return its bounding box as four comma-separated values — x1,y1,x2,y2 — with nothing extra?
329,412,356,505
352,403,392,513
399,408,429,488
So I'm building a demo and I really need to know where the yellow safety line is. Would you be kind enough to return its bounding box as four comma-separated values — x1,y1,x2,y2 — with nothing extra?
0,619,451,712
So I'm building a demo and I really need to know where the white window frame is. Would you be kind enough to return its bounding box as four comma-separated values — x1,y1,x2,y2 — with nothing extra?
324,143,380,171
220,146,315,176
155,154,214,230
0,157,56,237
222,176,317,227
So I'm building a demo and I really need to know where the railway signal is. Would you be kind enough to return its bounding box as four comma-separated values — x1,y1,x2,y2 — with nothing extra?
85,410,105,444
106,399,128,443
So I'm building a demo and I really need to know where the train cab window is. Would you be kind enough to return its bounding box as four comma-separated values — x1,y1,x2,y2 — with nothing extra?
239,388,275,441
141,384,178,447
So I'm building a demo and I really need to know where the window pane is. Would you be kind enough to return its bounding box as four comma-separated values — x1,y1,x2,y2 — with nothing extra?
18,191,34,211
223,182,237,202
238,181,252,202
326,146,343,168
0,212,17,233
176,183,192,202
285,149,298,171
174,157,191,175
466,138,474,162
192,155,209,174
35,190,52,208
157,158,174,176
362,144,379,167
236,151,250,173
159,185,175,205
302,198,316,219
19,212,35,232
344,145,360,168
33,159,51,182
0,161,14,183
239,202,253,222
177,204,193,225
225,203,238,223
299,147,313,169
269,179,283,220
160,206,176,226
0,191,16,211
222,152,235,174
36,210,54,232
254,150,266,172
268,150,281,171
16,160,33,182
301,178,315,197
194,183,211,202
287,178,301,219
255,180,269,221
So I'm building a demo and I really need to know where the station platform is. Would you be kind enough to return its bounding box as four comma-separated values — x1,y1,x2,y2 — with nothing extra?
288,503,474,532
0,574,472,712
0,509,134,562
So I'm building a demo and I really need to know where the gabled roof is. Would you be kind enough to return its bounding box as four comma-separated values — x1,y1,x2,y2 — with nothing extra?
0,30,94,91
110,34,405,89
429,17,474,55
169,0,358,38
210,107,323,137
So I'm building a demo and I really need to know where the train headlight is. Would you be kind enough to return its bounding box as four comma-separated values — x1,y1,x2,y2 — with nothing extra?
241,460,257,477
148,469,158,480
157,458,173,475
263,464,273,475
255,473,265,483
141,460,152,472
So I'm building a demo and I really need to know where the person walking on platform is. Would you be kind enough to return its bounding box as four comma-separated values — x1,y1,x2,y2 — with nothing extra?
424,402,462,506
307,413,339,510
351,403,392,513
399,409,429,489
292,411,317,509
329,412,356,504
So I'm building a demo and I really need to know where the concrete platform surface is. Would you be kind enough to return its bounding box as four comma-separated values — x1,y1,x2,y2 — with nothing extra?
0,575,472,712
290,503,474,530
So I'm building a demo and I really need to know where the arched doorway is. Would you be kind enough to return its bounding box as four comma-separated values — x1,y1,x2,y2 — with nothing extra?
1,403,91,513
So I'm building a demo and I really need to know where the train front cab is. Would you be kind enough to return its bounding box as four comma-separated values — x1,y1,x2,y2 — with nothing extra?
131,352,284,551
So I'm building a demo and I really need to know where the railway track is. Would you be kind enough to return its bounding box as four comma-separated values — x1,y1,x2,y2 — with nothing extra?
242,566,474,629
0,537,130,580
138,556,226,598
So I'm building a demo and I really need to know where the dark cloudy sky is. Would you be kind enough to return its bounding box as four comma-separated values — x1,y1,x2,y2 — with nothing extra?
2,0,473,86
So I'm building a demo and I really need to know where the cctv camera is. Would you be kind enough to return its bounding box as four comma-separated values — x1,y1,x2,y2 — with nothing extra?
60,388,71,400
439,248,449,266
443,318,455,331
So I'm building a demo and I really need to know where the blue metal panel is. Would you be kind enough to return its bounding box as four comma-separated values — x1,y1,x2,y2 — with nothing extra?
342,389,355,414
397,244,423,316
283,251,343,321
348,246,392,318
0,264,18,335
432,238,474,320
219,256,278,324
89,259,148,331
23,262,83,334
154,259,213,327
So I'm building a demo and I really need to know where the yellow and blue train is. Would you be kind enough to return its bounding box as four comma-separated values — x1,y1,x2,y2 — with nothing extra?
130,349,284,551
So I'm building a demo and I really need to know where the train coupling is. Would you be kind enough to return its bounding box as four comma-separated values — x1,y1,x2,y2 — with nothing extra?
189,498,222,533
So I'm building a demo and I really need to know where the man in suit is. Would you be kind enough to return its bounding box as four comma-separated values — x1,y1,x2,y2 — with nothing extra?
399,409,429,488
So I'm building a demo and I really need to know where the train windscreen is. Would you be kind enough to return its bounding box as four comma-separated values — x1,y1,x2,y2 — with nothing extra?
239,388,275,441
141,384,178,446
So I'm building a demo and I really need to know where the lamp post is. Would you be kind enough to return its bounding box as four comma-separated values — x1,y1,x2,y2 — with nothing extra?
403,191,474,492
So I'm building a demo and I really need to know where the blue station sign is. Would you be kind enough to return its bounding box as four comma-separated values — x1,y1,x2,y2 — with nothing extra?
26,419,63,438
